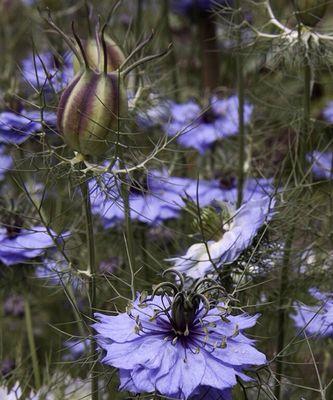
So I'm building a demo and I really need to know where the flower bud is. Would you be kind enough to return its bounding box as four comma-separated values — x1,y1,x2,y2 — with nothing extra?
73,35,125,74
293,0,327,27
57,69,127,156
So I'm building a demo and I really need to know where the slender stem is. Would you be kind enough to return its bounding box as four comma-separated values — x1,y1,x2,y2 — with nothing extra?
162,0,179,100
236,0,245,209
197,11,220,93
299,62,311,177
24,294,41,389
80,177,98,400
274,226,295,400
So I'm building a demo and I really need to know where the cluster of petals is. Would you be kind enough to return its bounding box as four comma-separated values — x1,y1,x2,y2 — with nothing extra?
171,0,232,16
0,110,56,145
138,96,253,154
291,288,333,337
169,196,275,279
307,151,333,180
0,226,56,266
90,169,274,228
94,294,266,399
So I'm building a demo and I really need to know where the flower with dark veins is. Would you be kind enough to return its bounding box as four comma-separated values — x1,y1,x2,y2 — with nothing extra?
94,271,266,399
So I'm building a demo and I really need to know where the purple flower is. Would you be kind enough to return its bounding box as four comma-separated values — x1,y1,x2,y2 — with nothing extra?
291,288,333,337
0,110,56,145
90,170,273,228
3,294,25,317
94,279,266,399
307,151,333,180
171,0,232,16
164,96,253,154
0,146,12,180
63,339,89,361
323,101,333,123
168,196,275,279
21,51,73,94
0,226,56,266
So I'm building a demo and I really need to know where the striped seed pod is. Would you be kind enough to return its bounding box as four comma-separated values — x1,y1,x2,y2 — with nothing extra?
55,23,128,156
293,0,327,27
73,34,125,74
57,69,127,156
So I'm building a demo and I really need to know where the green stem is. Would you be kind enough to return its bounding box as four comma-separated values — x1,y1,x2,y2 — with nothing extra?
274,226,295,400
235,0,245,209
80,178,98,400
24,295,41,389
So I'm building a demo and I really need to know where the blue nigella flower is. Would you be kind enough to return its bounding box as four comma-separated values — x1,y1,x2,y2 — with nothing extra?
0,382,22,400
0,110,56,145
307,151,333,180
163,96,253,154
291,288,333,337
0,226,56,266
168,196,275,280
90,169,272,228
21,51,73,94
171,0,233,16
322,101,333,124
0,146,12,180
63,339,89,361
94,275,266,399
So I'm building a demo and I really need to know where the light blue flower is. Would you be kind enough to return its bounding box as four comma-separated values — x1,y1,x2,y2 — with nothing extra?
291,288,333,337
168,196,275,279
0,146,12,180
164,96,253,154
307,151,333,180
94,288,266,399
0,226,56,266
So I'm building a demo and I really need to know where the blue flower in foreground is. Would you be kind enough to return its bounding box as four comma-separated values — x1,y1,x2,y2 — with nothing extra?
168,196,275,279
291,288,333,337
0,110,56,145
164,96,253,153
0,146,12,180
21,51,73,93
94,273,266,399
307,151,333,180
0,382,22,400
0,226,56,266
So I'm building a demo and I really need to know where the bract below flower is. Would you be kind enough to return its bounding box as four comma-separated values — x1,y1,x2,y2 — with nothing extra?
168,196,275,279
94,291,266,399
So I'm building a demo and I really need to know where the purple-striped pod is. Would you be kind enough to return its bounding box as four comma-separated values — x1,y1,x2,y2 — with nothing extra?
57,69,127,156
73,34,125,74
293,0,327,26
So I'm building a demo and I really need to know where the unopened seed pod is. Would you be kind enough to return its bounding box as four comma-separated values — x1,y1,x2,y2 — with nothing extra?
57,70,127,156
293,0,327,27
73,35,125,74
